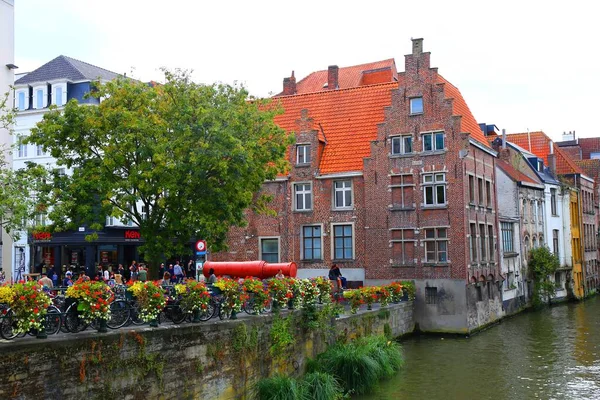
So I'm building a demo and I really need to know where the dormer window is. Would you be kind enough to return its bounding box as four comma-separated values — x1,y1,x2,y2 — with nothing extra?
296,144,311,165
15,89,27,111
537,160,543,172
52,83,67,106
32,85,48,109
410,97,423,114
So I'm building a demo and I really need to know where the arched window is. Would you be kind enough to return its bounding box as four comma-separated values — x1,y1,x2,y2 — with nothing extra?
524,235,531,259
533,236,538,249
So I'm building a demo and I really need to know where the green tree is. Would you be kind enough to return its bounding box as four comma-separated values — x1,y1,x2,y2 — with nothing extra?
26,70,291,276
529,246,560,306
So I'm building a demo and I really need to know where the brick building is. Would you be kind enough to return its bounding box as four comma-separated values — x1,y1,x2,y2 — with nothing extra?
213,39,503,333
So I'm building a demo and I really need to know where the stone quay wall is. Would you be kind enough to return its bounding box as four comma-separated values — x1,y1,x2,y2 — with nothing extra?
0,302,414,400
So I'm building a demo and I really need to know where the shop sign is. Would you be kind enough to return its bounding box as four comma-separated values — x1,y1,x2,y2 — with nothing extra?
101,251,109,263
124,230,141,241
71,252,78,264
33,231,52,242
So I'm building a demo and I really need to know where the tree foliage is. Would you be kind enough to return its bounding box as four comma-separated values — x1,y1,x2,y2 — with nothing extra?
26,70,291,273
529,246,560,306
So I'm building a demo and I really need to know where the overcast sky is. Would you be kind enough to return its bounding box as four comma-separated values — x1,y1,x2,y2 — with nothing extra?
14,0,600,142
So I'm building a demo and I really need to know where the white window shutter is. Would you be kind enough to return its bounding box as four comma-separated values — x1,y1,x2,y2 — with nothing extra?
32,90,37,109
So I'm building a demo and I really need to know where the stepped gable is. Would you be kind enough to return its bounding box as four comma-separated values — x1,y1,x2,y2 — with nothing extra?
272,82,397,174
436,75,491,150
278,59,398,95
506,131,583,175
15,55,120,85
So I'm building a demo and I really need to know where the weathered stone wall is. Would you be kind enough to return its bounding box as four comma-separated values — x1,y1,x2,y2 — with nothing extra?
0,302,413,400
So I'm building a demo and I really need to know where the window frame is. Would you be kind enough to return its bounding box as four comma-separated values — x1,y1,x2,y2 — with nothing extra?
390,228,416,265
293,182,313,212
390,174,415,209
501,222,514,253
468,175,475,204
17,135,27,158
33,85,47,109
390,134,413,155
15,89,27,111
469,223,477,263
409,97,424,115
488,225,494,261
477,177,484,206
422,172,446,207
301,224,323,261
479,223,487,261
259,236,281,263
296,144,311,165
332,223,355,261
423,227,448,264
485,180,492,208
333,179,353,210
422,131,445,152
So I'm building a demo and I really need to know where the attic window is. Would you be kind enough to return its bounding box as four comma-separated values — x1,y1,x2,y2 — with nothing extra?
537,160,543,172
410,97,423,115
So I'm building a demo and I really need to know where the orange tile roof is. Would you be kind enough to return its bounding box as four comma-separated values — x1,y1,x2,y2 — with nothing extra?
289,59,398,95
436,75,490,149
272,82,397,174
496,159,541,186
506,131,583,175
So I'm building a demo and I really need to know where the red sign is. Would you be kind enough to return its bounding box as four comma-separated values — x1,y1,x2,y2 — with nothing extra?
195,240,207,252
124,230,141,240
33,231,52,241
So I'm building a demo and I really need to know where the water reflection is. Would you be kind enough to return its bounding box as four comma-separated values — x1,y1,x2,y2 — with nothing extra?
358,297,600,400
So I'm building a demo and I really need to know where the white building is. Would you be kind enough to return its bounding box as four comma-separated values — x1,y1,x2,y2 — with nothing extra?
0,0,15,281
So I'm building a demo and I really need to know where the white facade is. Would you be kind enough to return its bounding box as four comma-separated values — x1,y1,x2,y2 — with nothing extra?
544,182,569,298
0,0,15,281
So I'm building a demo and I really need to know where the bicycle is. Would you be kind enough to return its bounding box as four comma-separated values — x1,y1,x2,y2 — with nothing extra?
0,304,62,340
243,293,272,315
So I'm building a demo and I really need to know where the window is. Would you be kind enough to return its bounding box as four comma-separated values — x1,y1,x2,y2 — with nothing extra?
532,236,538,249
294,182,312,211
391,174,414,209
56,168,66,176
470,223,477,262
423,228,448,263
479,223,486,261
333,224,353,260
551,188,558,216
260,238,280,263
501,222,514,253
422,132,444,152
17,91,25,110
141,205,148,220
391,229,415,265
410,97,423,114
106,216,115,226
555,272,562,288
302,225,322,260
55,86,63,106
423,173,446,206
553,229,559,257
391,135,413,155
488,225,494,261
17,137,27,158
296,144,310,165
478,178,484,206
333,180,352,209
537,160,543,172
36,144,44,156
34,213,46,226
486,181,492,207
425,287,438,304
468,175,475,204
36,89,44,109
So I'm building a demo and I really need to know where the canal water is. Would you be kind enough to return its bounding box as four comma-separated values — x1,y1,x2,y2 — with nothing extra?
360,296,600,400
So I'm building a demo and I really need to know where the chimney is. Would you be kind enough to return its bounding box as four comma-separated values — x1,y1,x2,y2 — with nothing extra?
282,71,296,95
412,38,423,55
502,129,507,150
327,65,339,90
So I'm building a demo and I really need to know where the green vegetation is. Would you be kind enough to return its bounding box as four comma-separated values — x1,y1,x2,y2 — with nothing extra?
256,335,403,399
529,246,560,306
270,315,295,356
26,70,291,276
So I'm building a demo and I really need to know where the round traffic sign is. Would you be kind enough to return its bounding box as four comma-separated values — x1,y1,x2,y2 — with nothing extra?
195,240,206,252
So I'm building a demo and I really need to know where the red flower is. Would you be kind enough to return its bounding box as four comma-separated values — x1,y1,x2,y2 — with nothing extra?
19,295,25,301
33,307,39,313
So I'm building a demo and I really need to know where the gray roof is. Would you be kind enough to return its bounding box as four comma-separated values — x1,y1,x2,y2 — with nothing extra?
14,55,121,85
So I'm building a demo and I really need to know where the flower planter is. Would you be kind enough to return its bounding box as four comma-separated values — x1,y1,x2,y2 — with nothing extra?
149,319,159,327
97,319,108,333
192,309,201,323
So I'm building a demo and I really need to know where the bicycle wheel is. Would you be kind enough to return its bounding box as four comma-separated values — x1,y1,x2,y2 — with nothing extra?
171,303,187,325
64,305,87,333
129,301,145,325
199,300,216,321
218,304,232,320
0,309,18,340
261,297,273,314
107,300,130,329
243,297,255,315
45,306,62,335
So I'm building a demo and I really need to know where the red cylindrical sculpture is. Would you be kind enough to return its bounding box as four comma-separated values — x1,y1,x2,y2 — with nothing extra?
203,261,297,279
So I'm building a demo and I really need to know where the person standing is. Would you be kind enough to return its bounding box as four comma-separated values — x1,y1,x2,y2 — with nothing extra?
138,265,147,282
63,271,74,287
207,268,217,285
187,260,195,279
130,261,138,282
173,261,184,283
103,266,110,282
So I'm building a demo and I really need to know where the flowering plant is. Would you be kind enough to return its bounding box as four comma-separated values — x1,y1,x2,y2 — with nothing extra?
242,277,270,314
387,282,404,303
378,286,392,307
128,281,166,322
66,279,114,323
313,276,332,303
214,278,247,314
361,286,379,308
0,285,14,304
286,278,304,309
300,279,320,308
177,280,211,312
267,278,292,307
343,289,364,314
10,281,51,333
